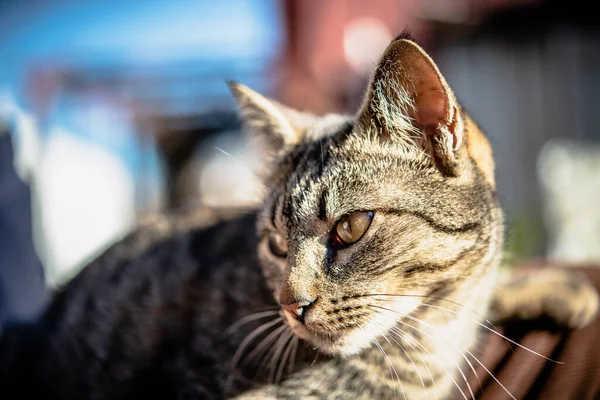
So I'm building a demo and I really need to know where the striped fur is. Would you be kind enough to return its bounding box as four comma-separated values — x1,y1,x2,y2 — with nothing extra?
231,37,504,399
4,35,596,400
232,37,598,400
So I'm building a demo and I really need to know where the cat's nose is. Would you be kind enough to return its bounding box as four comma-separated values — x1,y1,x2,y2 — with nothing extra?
281,300,314,320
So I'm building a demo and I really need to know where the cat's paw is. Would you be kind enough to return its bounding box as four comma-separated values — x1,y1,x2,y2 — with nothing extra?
490,268,599,329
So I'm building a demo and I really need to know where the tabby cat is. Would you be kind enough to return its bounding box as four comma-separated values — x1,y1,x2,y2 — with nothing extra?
1,34,598,400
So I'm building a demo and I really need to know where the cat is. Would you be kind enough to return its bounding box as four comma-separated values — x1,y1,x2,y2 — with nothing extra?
1,34,598,400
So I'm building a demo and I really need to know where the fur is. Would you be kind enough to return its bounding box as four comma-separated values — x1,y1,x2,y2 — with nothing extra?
1,36,597,400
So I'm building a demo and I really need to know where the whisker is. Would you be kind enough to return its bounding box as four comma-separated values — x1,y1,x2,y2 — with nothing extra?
268,329,293,384
377,325,428,399
370,305,471,400
214,146,261,180
213,146,276,200
388,325,469,400
226,310,280,334
373,304,515,400
288,336,299,376
459,341,515,400
275,330,295,384
366,291,512,354
231,318,282,369
310,349,321,366
400,306,516,400
419,301,561,363
383,326,429,399
373,299,482,385
227,317,282,393
399,314,485,400
360,292,501,333
388,326,438,400
249,324,288,370
373,337,406,400
372,297,559,364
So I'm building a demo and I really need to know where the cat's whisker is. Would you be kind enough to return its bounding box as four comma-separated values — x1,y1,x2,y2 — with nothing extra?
371,296,560,364
371,299,481,385
407,311,514,400
227,317,282,393
387,326,439,400
402,311,516,400
373,304,516,400
310,348,321,366
247,324,288,371
381,331,417,397
226,309,280,334
369,305,473,400
360,292,498,330
399,313,494,400
267,328,293,384
255,328,290,385
373,336,407,400
213,146,278,202
419,302,560,363
363,291,512,354
214,146,262,181
231,317,282,370
387,324,469,400
274,330,295,385
379,300,482,389
459,342,511,400
374,321,429,399
288,335,299,377
266,328,288,384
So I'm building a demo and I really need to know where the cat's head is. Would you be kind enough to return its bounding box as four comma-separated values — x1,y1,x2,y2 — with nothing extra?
229,36,503,356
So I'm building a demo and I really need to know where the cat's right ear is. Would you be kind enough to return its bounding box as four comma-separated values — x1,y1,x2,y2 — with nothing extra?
228,82,314,158
356,37,464,176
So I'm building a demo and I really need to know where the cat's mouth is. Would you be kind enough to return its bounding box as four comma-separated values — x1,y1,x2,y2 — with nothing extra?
281,308,394,356
282,311,353,354
280,294,423,356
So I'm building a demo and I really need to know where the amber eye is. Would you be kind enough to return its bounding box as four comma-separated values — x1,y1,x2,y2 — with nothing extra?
268,231,288,258
334,211,374,246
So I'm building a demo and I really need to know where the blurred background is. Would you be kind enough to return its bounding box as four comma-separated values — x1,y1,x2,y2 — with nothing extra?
1,0,599,323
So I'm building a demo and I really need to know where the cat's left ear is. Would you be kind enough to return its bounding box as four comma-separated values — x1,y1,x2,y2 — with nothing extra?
357,37,463,175
228,82,315,158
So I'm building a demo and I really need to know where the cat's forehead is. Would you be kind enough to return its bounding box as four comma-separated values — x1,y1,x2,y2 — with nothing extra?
265,115,489,233
268,127,434,229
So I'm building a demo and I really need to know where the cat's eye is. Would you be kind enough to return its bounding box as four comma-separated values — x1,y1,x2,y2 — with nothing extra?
334,211,374,246
268,231,288,258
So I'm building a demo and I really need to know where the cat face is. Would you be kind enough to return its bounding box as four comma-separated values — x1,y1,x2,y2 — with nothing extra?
230,36,503,356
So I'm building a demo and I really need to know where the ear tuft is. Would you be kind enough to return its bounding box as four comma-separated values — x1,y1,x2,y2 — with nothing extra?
392,29,415,43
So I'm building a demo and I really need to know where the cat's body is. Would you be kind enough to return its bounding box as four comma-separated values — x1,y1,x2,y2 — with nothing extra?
1,35,598,400
1,212,275,399
1,210,494,400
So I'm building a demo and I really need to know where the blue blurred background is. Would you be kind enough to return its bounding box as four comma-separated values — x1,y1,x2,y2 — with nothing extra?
1,0,599,323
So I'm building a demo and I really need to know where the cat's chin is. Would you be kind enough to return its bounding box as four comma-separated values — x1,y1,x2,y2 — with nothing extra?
308,330,374,356
284,312,398,357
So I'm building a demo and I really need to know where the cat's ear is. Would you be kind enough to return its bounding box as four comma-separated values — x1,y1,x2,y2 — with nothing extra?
357,37,463,175
228,82,315,157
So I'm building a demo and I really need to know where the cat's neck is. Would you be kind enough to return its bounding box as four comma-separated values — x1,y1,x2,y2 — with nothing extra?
350,269,498,398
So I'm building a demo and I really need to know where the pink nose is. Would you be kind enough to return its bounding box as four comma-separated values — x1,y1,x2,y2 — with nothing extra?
281,301,312,319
